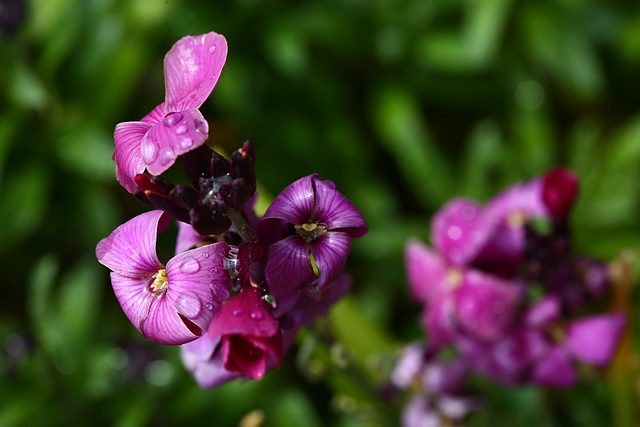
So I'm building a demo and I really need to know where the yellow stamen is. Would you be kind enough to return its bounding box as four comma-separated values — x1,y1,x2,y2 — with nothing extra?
150,269,168,293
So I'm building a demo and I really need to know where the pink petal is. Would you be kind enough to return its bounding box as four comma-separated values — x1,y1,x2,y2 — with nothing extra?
313,176,368,237
141,103,165,125
141,109,209,176
305,231,352,295
142,294,203,345
175,221,206,255
485,177,549,222
531,345,577,388
96,210,169,277
431,198,493,266
264,236,315,295
208,288,280,339
113,121,152,194
180,334,240,389
164,32,228,112
110,272,154,336
524,295,561,329
422,296,458,349
405,239,452,304
566,313,626,366
455,270,520,342
165,242,231,331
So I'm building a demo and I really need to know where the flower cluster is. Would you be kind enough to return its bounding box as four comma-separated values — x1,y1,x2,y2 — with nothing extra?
96,31,367,387
398,168,625,425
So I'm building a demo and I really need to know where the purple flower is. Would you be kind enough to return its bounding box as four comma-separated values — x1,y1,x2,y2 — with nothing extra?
257,174,368,296
207,287,283,380
96,210,230,345
114,32,227,193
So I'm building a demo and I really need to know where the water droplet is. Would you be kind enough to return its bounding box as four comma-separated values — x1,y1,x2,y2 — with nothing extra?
259,325,271,334
194,120,208,134
462,205,477,220
205,303,213,311
231,281,242,293
141,137,159,163
163,112,182,127
175,125,188,135
261,294,278,310
175,291,202,319
447,226,462,240
232,308,243,316
250,311,263,320
179,137,193,149
202,252,210,258
179,257,201,274
209,45,216,53
159,146,175,166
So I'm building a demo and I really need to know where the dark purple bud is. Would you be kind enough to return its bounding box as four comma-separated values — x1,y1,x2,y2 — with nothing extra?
182,145,214,190
134,174,190,223
170,184,203,210
542,168,578,221
190,205,231,235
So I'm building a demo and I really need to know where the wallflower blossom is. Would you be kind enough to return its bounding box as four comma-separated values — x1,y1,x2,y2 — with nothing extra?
257,174,367,296
96,210,230,345
114,32,228,193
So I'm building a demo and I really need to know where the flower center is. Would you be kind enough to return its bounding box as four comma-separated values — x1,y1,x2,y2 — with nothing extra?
150,269,168,293
295,222,328,243
446,268,463,289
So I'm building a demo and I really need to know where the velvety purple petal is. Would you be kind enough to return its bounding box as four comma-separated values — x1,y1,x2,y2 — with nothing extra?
208,287,280,339
180,334,240,389
96,210,169,277
142,294,203,345
405,239,452,304
531,345,577,388
566,313,626,366
286,274,352,328
165,242,231,331
313,176,368,237
524,295,561,329
141,109,209,176
306,231,352,295
164,32,228,112
455,270,520,342
110,272,154,336
485,177,549,222
221,335,269,380
431,198,493,266
259,175,316,228
264,236,315,295
113,121,152,194
175,221,206,255
422,296,458,349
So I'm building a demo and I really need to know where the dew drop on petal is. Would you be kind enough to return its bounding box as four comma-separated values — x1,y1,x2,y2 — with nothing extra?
179,137,193,149
175,125,188,135
449,249,463,264
447,226,462,240
261,294,278,310
250,311,263,320
205,303,213,311
232,308,243,316
141,137,159,163
202,252,210,258
194,120,208,134
159,146,175,166
462,205,477,220
175,291,202,319
163,112,183,127
179,257,201,274
209,45,216,53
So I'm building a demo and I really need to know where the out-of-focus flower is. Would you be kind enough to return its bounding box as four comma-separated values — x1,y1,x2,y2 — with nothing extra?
114,32,227,193
96,210,230,345
258,174,367,296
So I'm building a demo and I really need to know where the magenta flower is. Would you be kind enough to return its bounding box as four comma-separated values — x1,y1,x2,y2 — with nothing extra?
207,287,283,380
114,32,228,193
96,210,230,345
257,174,368,296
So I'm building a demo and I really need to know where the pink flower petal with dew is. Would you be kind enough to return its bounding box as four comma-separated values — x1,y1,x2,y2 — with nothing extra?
165,242,231,331
313,176,368,237
110,272,155,337
141,109,209,176
264,236,315,295
175,221,206,255
306,231,352,296
405,239,451,304
113,121,153,194
164,32,228,112
208,288,281,339
142,293,205,345
455,270,520,342
221,333,282,380
96,210,170,277
431,198,493,266
566,313,626,366
259,175,316,231
141,103,166,125
531,345,577,388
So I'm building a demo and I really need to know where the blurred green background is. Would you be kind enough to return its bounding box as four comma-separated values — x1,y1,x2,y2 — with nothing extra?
1,0,639,426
